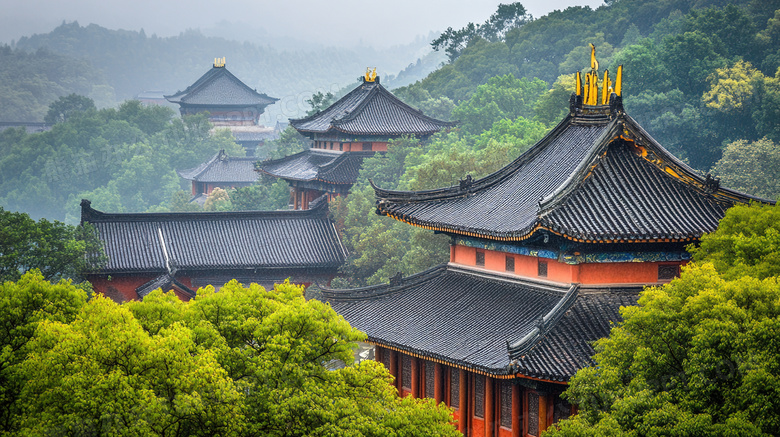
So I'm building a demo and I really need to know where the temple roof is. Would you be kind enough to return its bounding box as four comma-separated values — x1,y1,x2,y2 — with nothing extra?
177,150,258,183
289,79,456,137
258,149,374,185
374,111,772,244
135,273,196,299
322,264,638,380
81,198,346,275
165,65,278,107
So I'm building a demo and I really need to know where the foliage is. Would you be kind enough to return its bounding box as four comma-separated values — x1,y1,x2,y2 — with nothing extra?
547,203,780,436
711,137,780,201
690,203,780,281
0,274,459,436
431,2,531,62
203,187,232,211
305,91,335,116
263,126,308,160
546,262,780,436
0,207,104,283
230,178,291,211
43,93,96,124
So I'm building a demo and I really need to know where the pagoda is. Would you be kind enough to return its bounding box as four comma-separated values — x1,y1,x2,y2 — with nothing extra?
258,68,455,209
177,149,259,205
166,58,279,155
321,46,772,437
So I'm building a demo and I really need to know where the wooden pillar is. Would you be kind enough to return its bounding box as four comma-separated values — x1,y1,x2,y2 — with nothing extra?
292,186,299,210
411,357,419,398
450,244,456,262
539,393,549,433
546,395,554,431
512,384,521,437
459,369,468,435
389,350,398,391
375,346,382,364
485,376,494,437
434,363,443,404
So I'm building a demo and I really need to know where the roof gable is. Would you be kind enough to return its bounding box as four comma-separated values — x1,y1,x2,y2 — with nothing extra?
258,149,374,185
165,66,278,107
177,150,259,183
290,79,455,136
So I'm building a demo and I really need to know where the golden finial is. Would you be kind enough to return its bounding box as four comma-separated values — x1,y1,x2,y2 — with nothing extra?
214,57,225,68
615,65,623,97
590,43,598,72
575,71,582,96
364,67,377,82
601,69,612,105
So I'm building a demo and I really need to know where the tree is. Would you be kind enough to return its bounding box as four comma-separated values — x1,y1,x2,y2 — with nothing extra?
546,204,780,436
0,270,88,433
44,93,96,124
711,138,780,201
304,91,335,116
203,187,232,211
690,203,780,281
0,207,104,283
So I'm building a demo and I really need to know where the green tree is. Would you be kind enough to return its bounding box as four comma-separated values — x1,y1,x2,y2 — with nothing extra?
304,91,335,116
690,203,780,280
0,270,88,434
711,137,780,200
264,126,308,160
0,208,104,282
43,93,96,124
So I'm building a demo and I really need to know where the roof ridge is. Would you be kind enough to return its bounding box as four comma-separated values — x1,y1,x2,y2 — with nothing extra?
289,81,371,125
177,150,222,180
320,264,448,300
506,284,580,359
80,198,328,224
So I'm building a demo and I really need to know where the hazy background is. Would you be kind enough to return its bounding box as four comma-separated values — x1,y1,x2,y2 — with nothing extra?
1,0,604,48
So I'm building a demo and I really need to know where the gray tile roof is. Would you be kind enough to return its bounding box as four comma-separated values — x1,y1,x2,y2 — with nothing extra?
135,273,196,299
374,112,772,243
290,79,456,136
258,149,374,185
322,264,638,380
81,199,346,274
165,66,278,107
177,150,259,183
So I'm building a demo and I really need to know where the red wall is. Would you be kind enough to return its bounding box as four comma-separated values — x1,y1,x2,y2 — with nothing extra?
451,244,684,285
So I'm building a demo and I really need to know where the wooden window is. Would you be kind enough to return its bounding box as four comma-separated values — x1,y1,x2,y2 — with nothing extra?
362,142,372,151
500,381,513,429
425,361,435,398
528,391,539,436
658,264,680,281
449,368,460,408
476,251,485,267
339,142,343,151
506,255,515,272
538,260,548,277
401,355,411,390
474,375,485,418
380,347,391,370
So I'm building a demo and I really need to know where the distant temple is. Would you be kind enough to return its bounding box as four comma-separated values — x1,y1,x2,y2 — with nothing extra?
166,58,279,155
258,69,456,209
177,149,259,205
81,197,346,302
321,47,771,437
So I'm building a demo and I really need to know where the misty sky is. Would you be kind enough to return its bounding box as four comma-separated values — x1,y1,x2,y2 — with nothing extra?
1,0,604,48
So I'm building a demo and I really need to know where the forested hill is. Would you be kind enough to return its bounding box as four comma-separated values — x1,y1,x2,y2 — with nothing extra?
398,0,780,171
7,22,444,123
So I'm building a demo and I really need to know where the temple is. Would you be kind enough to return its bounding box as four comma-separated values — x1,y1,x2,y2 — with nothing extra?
81,197,346,302
322,47,771,437
166,58,279,155
258,68,455,209
177,149,259,205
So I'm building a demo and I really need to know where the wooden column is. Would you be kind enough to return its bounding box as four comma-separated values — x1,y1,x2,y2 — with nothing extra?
292,186,299,210
375,346,382,364
459,369,468,434
389,350,398,391
485,376,494,437
411,357,420,398
434,363,443,404
512,384,521,437
539,393,549,433
547,395,554,431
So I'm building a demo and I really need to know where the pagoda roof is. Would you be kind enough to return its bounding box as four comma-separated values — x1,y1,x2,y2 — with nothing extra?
135,273,196,299
258,149,374,185
165,66,278,107
374,110,772,244
177,150,258,184
322,263,638,380
80,198,346,275
289,79,456,136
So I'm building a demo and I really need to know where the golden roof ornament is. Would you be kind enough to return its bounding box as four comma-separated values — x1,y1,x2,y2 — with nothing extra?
364,67,377,83
214,57,226,68
571,44,623,115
